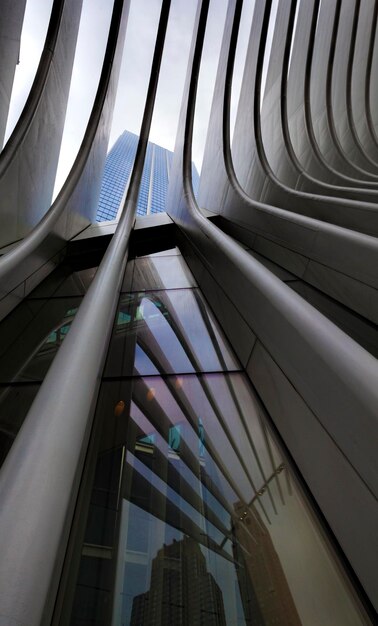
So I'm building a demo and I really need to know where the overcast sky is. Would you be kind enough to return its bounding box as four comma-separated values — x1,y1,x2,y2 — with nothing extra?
5,0,256,197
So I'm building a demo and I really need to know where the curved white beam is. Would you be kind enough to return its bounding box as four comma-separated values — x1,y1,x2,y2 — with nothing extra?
167,0,378,612
0,0,172,622
0,0,124,322
0,0,27,148
0,0,83,248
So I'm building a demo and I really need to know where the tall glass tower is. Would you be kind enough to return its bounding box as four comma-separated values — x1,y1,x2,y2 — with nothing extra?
96,130,200,221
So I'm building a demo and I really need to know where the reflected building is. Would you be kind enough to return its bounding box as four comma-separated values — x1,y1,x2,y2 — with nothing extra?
0,245,373,626
0,246,374,626
0,2,376,626
130,537,226,626
233,502,301,626
49,247,368,626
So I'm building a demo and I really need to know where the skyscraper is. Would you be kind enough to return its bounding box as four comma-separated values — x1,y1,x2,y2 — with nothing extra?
96,130,200,221
232,501,302,626
130,537,226,626
0,1,377,625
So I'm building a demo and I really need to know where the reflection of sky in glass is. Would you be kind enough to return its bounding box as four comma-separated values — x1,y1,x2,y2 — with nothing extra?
135,374,253,502
130,399,232,527
134,344,159,375
128,451,225,546
106,371,366,625
120,503,241,626
131,255,197,291
0,299,81,383
132,372,272,522
107,288,240,377
0,262,97,468
66,251,368,626
138,296,195,372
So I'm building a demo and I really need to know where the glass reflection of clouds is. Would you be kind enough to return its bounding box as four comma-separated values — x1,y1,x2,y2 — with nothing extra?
130,254,197,291
63,251,367,626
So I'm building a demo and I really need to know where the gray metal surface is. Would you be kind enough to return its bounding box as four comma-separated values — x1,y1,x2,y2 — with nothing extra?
264,0,378,195
329,0,378,171
349,0,378,161
0,2,171,624
0,0,376,621
168,0,378,612
199,0,378,326
0,0,83,249
368,2,378,139
0,0,26,149
286,0,378,187
0,0,131,624
229,0,378,220
309,0,378,179
0,0,127,324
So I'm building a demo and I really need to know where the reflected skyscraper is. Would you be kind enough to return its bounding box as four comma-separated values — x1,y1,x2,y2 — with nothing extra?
0,1,376,625
130,537,226,626
233,502,301,626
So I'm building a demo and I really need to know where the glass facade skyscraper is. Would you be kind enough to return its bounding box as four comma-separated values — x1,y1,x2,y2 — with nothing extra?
96,130,200,221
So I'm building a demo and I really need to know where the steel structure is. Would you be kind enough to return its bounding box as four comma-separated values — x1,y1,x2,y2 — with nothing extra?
0,0,377,624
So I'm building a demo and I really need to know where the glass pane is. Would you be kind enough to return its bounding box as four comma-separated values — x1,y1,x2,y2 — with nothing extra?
124,255,197,291
65,374,367,626
104,289,240,377
138,246,181,258
0,297,82,383
29,264,97,298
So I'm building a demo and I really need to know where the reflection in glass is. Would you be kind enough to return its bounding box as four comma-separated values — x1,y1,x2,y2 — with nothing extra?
59,251,368,625
128,254,197,291
64,374,367,626
0,262,92,466
104,289,240,377
0,297,81,383
138,247,181,258
130,536,226,625
29,264,97,298
0,296,80,467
